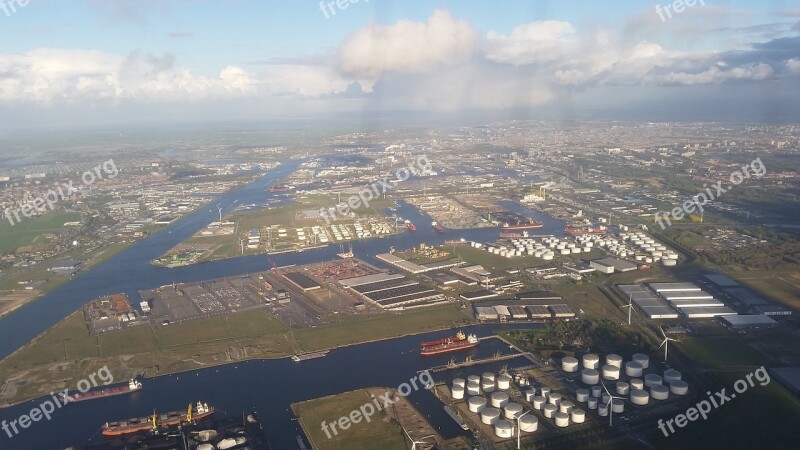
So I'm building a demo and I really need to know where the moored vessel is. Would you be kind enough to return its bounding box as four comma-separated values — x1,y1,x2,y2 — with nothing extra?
405,220,417,232
420,331,478,356
432,221,445,233
61,379,142,403
102,402,214,437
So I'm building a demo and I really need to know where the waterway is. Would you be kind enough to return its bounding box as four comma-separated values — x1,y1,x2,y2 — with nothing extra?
0,162,562,449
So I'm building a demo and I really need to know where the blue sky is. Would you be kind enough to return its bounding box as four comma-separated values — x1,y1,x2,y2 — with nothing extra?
1,0,799,128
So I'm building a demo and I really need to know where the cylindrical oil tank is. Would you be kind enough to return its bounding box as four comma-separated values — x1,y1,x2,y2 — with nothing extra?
525,389,536,402
650,384,669,400
598,403,609,416
591,386,602,398
630,378,644,390
482,380,496,393
571,408,586,423
606,354,623,368
453,378,466,388
582,354,600,369
582,369,600,385
491,392,510,408
601,392,610,405
468,375,480,385
630,389,649,405
467,382,481,396
611,398,625,414
562,357,579,373
468,396,487,413
602,364,620,380
645,374,663,388
548,392,562,406
576,389,590,402
670,380,689,395
625,361,643,377
497,374,512,390
482,372,496,383
663,369,682,384
452,385,465,400
587,397,598,409
481,407,501,425
532,396,546,410
519,414,538,432
633,353,649,369
504,403,523,420
554,412,570,427
495,420,513,438
542,403,557,418
616,382,630,396
559,401,575,414
540,386,551,398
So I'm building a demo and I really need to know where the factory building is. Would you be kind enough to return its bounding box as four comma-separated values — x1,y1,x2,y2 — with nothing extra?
719,315,778,329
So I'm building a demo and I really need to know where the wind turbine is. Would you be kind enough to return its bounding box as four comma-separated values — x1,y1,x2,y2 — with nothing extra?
621,294,634,325
601,382,624,427
659,327,680,362
216,204,223,222
401,428,430,450
514,410,530,450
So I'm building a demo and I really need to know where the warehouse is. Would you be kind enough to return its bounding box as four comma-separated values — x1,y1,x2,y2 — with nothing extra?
661,292,715,301
639,306,680,319
548,304,576,318
724,288,769,306
719,315,778,329
516,291,562,301
667,298,724,308
649,282,702,293
679,306,737,318
526,305,552,319
508,306,529,320
283,272,321,292
591,257,638,273
703,274,739,287
475,306,500,321
750,304,792,316
461,290,499,301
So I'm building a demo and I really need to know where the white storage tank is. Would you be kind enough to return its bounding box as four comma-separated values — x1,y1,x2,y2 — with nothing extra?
582,369,600,385
497,374,512,390
587,398,598,410
591,386,602,398
645,374,663,388
616,382,630,396
525,389,536,402
663,258,677,267
468,396,487,413
542,403,557,418
543,253,554,260
663,369,682,384
625,361,643,377
630,389,649,406
548,392,563,406
598,403,609,417
630,378,644,390
481,407,501,425
468,375,481,384
482,372,496,383
582,354,600,369
670,380,689,395
576,389,590,402
452,385,465,400
482,380,496,393
571,408,586,424
453,378,466,388
650,384,669,401
504,403,523,420
601,392,610,405
602,364,620,380
611,398,625,414
559,401,575,414
554,412,570,427
606,354,623,368
633,353,650,369
519,414,538,432
467,382,481,396
560,248,571,255
562,357,579,373
540,386,551,398
495,420,513,438
532,396,546,410
491,392,510,408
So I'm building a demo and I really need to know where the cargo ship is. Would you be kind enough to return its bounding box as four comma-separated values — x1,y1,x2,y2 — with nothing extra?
405,220,417,232
564,225,608,236
102,402,214,437
291,350,329,362
432,221,445,233
61,379,142,403
420,331,478,356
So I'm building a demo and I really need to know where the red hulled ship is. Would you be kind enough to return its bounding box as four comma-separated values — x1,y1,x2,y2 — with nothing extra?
61,379,142,403
405,220,417,232
432,221,445,233
420,331,478,356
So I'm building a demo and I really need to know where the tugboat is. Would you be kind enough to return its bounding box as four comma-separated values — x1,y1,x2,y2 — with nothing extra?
420,331,479,356
102,402,214,437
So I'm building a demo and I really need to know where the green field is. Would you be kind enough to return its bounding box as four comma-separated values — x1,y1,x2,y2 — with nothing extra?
294,304,470,351
678,337,768,370
0,212,80,253
292,390,407,450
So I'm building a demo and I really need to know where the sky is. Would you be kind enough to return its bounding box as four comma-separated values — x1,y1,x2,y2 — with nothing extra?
1,0,799,130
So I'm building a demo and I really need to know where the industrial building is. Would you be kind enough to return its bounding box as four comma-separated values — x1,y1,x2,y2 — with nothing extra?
590,257,638,273
461,290,499,301
516,291,562,301
339,272,446,309
750,304,792,316
678,306,737,318
282,272,321,292
719,315,778,329
648,282,702,293
617,284,679,319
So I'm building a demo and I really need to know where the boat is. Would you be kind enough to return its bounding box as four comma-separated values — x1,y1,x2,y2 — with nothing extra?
432,221,445,233
500,229,530,238
420,331,478,356
564,225,608,236
102,402,214,437
444,405,470,431
61,379,142,403
405,220,417,232
291,350,329,362
501,218,544,232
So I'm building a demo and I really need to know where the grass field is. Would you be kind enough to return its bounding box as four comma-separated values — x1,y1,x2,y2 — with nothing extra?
0,212,80,253
678,337,769,370
292,390,407,450
294,304,470,351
